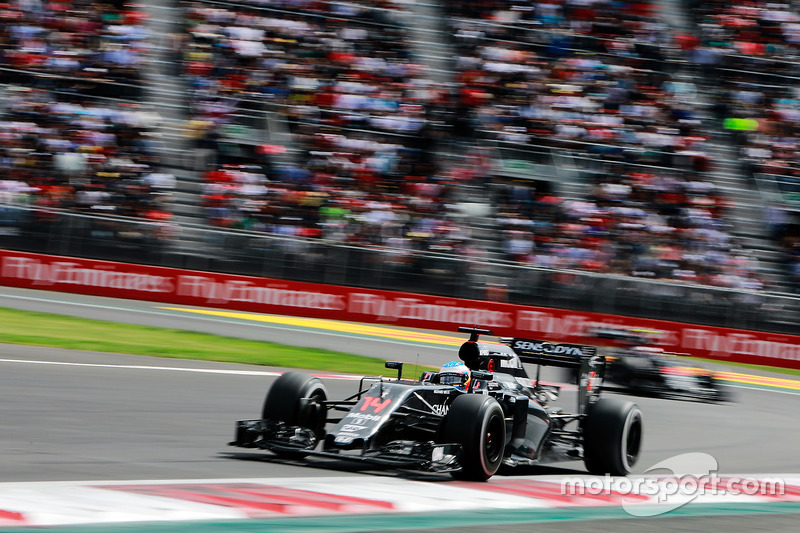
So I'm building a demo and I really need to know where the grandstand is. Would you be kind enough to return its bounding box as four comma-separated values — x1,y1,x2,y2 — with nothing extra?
1,0,799,326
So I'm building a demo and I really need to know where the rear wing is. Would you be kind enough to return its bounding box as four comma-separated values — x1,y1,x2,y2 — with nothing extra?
502,337,605,414
501,338,597,368
456,328,605,414
588,326,664,347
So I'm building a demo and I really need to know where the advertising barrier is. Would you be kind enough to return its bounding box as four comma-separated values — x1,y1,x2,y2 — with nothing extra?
2,249,799,369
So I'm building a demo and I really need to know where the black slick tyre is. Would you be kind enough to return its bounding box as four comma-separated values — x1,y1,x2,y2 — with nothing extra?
262,372,328,457
582,397,643,476
440,394,506,481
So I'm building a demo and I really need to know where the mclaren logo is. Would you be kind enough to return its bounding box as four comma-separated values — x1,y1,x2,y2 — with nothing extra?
513,340,584,357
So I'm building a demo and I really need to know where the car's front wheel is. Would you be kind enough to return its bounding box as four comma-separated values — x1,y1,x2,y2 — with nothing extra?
262,372,328,457
439,394,506,481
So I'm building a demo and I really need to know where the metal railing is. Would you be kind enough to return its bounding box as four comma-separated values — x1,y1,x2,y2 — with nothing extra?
2,204,798,335
755,172,800,207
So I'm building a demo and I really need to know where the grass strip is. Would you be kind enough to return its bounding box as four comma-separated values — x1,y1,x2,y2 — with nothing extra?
0,306,420,375
0,305,797,379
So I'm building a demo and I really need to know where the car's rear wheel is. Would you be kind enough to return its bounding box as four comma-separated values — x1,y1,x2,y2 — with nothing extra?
439,394,506,481
262,372,328,457
583,397,643,476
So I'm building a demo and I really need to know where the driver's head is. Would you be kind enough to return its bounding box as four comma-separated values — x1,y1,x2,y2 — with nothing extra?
439,361,471,391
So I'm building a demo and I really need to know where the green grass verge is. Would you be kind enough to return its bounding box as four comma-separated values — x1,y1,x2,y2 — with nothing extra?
1,305,797,379
0,306,431,375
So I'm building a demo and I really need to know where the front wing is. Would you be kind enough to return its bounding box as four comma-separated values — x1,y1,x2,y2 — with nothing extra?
230,419,464,472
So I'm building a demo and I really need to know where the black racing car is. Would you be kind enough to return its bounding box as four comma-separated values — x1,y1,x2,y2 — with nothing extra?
229,327,643,481
591,327,730,403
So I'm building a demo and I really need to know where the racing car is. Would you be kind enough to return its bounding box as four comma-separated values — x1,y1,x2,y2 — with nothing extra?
590,327,730,403
230,327,643,481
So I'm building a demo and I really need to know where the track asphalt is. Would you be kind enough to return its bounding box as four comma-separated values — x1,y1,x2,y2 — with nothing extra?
1,287,799,531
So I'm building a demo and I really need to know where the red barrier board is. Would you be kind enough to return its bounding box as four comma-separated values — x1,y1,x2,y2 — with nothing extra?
2,250,799,369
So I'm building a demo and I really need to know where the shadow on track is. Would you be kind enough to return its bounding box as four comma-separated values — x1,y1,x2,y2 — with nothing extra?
219,451,590,482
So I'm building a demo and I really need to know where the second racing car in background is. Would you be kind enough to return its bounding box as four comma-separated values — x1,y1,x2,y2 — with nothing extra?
589,327,731,403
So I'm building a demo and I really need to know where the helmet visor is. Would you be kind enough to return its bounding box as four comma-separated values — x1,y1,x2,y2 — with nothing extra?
440,373,467,386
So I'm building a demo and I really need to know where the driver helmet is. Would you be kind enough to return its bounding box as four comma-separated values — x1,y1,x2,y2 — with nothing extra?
439,361,471,391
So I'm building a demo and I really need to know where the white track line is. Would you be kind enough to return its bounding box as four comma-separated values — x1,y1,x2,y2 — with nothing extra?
0,358,361,380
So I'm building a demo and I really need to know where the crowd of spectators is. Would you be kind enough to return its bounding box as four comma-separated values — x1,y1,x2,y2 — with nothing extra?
184,0,484,266
1,0,791,294
179,0,777,292
494,169,763,291
0,0,174,243
437,0,766,290
1,0,147,99
443,0,710,168
682,0,800,183
681,0,800,290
